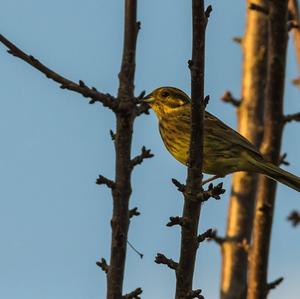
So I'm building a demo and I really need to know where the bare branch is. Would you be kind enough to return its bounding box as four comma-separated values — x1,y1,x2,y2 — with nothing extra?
122,288,143,299
202,182,225,201
279,153,290,166
167,216,190,227
204,95,210,107
107,1,140,297
135,103,151,116
96,175,116,189
283,112,300,123
175,1,207,297
197,228,216,243
186,289,204,299
0,34,117,111
96,258,109,273
220,91,241,107
129,207,140,219
205,5,212,19
287,210,300,227
204,5,213,27
207,230,226,246
171,178,186,193
232,36,243,44
249,3,269,15
131,146,154,168
155,253,178,270
266,277,284,294
292,77,300,87
110,129,116,141
287,20,299,31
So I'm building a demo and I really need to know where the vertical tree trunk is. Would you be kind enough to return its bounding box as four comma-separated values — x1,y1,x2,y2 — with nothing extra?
289,0,300,75
175,1,206,298
221,2,268,299
107,1,139,298
247,1,288,299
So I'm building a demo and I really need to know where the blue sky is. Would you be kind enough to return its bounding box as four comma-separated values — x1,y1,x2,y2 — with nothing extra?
0,1,299,299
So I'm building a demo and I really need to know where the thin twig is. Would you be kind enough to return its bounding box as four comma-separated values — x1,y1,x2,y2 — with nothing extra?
129,207,140,219
197,228,216,243
122,288,143,299
171,178,186,193
167,216,190,227
96,258,109,273
131,146,154,168
287,210,300,227
220,91,241,107
283,112,300,123
266,277,284,294
96,175,116,189
207,230,226,246
279,153,290,166
249,3,269,15
186,289,204,299
155,253,178,270
202,183,225,201
0,34,117,111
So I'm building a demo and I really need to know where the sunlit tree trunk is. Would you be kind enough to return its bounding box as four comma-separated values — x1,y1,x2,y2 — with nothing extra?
221,2,268,298
247,1,288,298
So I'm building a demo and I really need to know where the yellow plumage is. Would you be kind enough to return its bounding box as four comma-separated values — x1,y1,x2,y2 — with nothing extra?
144,86,300,192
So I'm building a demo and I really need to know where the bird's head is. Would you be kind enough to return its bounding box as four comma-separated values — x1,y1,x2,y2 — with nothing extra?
143,87,190,118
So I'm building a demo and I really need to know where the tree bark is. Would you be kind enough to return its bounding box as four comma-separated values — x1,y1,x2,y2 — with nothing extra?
220,2,268,299
247,1,288,298
289,0,300,74
107,1,139,299
175,1,206,298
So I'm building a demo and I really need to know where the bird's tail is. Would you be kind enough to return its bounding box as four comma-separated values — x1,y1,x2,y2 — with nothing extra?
248,155,300,192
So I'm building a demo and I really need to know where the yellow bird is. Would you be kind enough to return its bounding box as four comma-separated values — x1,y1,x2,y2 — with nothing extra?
144,86,300,191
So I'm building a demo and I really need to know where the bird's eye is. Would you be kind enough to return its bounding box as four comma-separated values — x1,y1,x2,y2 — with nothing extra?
161,91,169,98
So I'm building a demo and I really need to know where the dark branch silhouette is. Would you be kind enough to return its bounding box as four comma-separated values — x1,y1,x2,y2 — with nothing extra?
122,288,142,299
155,253,178,270
0,34,117,111
96,258,109,273
220,90,241,107
287,210,300,227
131,146,154,168
96,175,116,189
174,2,217,299
283,112,300,123
248,3,269,15
0,1,149,298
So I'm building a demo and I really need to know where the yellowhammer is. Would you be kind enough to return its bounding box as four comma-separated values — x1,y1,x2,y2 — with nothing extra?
144,86,300,192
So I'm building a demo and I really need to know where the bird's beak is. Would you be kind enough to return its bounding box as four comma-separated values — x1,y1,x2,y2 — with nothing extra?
143,93,155,104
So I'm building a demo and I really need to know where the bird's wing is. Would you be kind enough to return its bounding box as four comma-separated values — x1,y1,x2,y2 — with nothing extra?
205,111,262,157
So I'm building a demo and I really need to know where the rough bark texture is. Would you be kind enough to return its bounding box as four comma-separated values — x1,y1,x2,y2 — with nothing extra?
175,1,205,298
247,1,288,299
107,1,139,299
220,2,268,299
